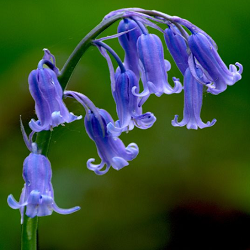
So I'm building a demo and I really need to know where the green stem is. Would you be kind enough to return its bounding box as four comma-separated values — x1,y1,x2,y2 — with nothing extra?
21,216,38,250
36,130,53,156
58,13,124,90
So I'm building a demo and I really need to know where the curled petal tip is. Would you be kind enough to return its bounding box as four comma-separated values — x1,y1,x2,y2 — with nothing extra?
171,115,183,127
112,157,129,170
125,143,139,159
29,119,47,132
132,86,150,97
235,62,243,74
87,158,103,171
171,77,183,93
107,122,123,137
87,158,110,175
7,195,22,209
52,202,80,215
133,112,156,129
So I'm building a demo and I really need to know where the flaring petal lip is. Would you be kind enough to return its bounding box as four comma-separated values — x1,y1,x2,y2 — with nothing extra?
172,68,216,130
137,33,182,97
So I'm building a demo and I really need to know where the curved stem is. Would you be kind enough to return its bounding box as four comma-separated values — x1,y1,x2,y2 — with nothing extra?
94,41,126,73
57,9,188,91
58,13,124,90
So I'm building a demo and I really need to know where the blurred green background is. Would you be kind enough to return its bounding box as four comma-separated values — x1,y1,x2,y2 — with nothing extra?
0,0,249,249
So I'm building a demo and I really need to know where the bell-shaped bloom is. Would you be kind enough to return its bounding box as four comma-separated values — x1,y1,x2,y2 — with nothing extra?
132,33,182,98
7,152,80,224
118,18,142,79
85,108,139,175
172,68,216,129
164,25,189,74
108,68,156,136
28,49,81,132
188,32,243,95
93,41,156,135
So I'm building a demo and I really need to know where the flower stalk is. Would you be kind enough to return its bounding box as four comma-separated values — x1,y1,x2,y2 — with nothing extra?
21,215,38,250
15,7,242,249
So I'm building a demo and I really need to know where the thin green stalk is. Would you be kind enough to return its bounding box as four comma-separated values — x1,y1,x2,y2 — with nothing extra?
58,13,124,90
21,216,38,250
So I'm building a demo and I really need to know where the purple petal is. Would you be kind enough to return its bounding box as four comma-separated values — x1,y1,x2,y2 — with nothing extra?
52,202,80,215
7,195,24,209
37,195,53,217
112,157,129,170
172,68,216,129
133,112,156,129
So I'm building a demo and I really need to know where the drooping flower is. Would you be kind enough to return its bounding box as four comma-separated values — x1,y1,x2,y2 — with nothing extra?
28,49,81,132
93,41,156,135
108,68,156,135
164,25,217,129
7,151,80,224
172,68,216,129
85,108,139,175
132,33,182,98
188,32,243,95
64,90,139,175
164,24,189,74
118,18,143,79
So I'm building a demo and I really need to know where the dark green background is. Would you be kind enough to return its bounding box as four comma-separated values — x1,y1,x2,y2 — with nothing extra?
0,0,249,249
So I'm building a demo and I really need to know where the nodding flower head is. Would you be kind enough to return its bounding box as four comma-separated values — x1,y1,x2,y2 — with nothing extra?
28,49,81,132
92,41,156,136
107,68,156,136
118,18,143,79
164,24,189,75
7,151,80,224
132,33,183,98
85,108,139,175
172,68,216,129
188,32,243,95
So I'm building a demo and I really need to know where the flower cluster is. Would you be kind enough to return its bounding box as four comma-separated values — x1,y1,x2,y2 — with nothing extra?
8,8,243,222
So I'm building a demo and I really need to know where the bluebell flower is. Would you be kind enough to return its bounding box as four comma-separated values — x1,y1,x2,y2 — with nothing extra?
93,41,156,135
29,49,81,132
7,151,80,224
118,18,143,79
172,68,216,129
163,25,216,129
108,68,156,136
188,32,243,95
85,108,139,175
132,33,182,98
164,24,189,74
